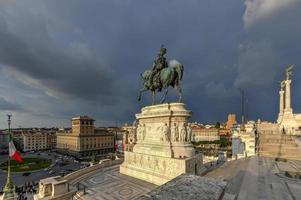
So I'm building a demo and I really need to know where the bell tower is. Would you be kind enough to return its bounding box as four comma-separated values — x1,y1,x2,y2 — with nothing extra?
72,116,95,135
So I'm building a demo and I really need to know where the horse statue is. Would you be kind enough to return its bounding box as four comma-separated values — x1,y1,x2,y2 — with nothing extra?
138,59,184,105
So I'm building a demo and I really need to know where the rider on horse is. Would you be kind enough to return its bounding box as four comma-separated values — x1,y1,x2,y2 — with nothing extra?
148,45,168,89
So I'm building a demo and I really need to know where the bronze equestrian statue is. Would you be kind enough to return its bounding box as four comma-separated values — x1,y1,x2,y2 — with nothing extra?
138,46,184,105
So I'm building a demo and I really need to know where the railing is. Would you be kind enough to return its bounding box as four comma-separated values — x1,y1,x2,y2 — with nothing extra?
62,159,124,184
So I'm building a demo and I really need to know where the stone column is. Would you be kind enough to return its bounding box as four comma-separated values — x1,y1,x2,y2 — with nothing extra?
279,90,284,114
277,90,284,123
284,79,292,112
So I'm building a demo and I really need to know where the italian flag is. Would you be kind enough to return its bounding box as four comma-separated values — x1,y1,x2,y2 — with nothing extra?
9,136,23,163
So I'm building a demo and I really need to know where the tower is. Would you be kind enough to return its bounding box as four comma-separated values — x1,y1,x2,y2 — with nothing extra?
71,116,95,135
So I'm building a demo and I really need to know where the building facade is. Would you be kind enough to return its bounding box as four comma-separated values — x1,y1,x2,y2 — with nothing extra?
0,131,8,154
232,121,256,159
47,132,57,149
22,130,48,152
56,116,115,158
191,124,220,142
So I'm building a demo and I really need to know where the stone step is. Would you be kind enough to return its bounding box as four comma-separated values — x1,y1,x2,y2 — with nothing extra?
259,152,300,157
259,140,297,143
289,161,301,171
259,138,295,142
259,152,301,157
259,149,300,153
257,133,301,160
259,135,295,140
259,154,301,160
259,151,301,157
259,147,299,151
259,144,298,148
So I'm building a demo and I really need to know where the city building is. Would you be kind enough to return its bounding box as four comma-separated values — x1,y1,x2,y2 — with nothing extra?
191,124,220,142
5,128,58,152
122,124,137,152
22,130,48,152
106,127,126,153
47,132,57,149
218,128,231,140
56,116,115,158
0,131,8,154
232,121,256,159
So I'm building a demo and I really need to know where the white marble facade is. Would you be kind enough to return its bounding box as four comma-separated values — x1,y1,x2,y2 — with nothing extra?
120,103,205,185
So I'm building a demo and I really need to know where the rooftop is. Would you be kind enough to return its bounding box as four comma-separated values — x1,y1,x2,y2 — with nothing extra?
72,115,95,121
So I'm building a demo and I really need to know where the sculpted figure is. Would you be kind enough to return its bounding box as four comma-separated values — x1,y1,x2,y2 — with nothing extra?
139,155,143,166
171,123,178,142
285,64,294,80
179,123,187,142
280,80,285,91
39,183,44,196
142,124,146,140
136,124,142,141
186,123,192,142
45,185,52,196
129,127,137,143
149,46,168,87
137,46,184,105
162,123,169,142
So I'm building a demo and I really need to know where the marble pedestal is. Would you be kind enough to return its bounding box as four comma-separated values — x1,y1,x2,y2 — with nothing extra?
280,111,299,135
120,103,205,186
34,176,71,200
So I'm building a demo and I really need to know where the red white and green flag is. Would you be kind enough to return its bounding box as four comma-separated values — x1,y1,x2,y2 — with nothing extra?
9,136,23,163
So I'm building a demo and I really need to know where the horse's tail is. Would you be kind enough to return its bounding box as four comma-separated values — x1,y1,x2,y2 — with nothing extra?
175,64,184,81
169,59,184,83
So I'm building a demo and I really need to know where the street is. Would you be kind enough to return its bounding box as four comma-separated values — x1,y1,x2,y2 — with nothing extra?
0,152,83,187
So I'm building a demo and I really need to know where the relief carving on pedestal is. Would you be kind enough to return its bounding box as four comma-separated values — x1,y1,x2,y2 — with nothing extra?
39,183,44,197
162,160,167,173
171,123,179,142
186,123,192,142
44,184,52,197
136,124,141,141
161,123,169,142
142,124,146,140
136,123,146,142
126,152,186,177
179,123,187,142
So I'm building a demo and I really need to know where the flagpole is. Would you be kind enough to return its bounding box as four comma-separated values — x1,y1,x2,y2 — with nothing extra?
7,115,12,187
3,114,15,199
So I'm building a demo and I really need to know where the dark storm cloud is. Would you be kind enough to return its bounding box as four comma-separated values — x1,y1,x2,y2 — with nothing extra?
0,8,119,105
0,0,300,126
0,97,20,111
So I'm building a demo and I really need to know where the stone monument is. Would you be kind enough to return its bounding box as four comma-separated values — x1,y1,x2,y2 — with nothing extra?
278,65,300,135
120,46,204,185
34,176,73,200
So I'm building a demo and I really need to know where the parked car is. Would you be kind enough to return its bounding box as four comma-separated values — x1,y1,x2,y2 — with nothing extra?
99,159,111,165
22,172,31,176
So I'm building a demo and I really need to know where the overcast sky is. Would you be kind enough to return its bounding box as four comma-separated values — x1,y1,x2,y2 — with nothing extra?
0,0,301,128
